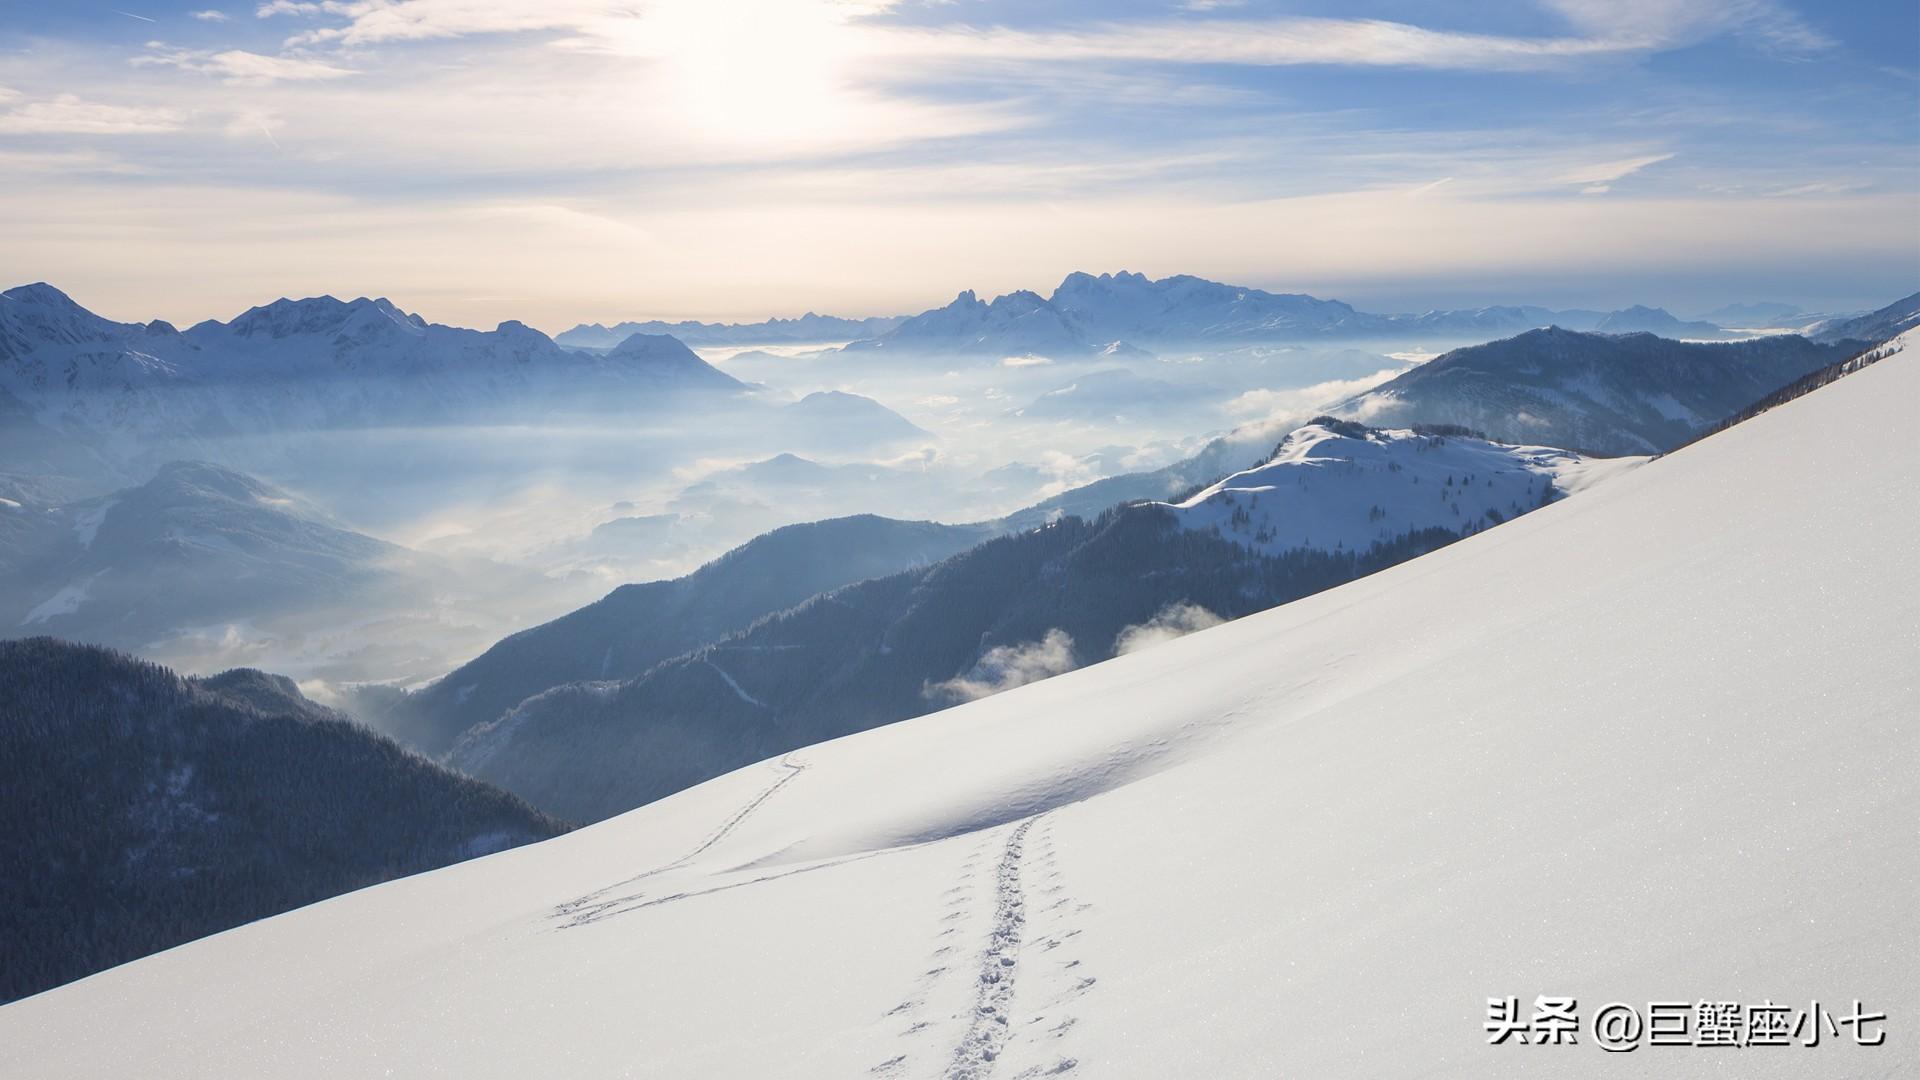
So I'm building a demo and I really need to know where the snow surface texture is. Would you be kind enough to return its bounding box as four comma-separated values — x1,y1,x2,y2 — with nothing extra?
1164,422,1645,556
5,349,1916,1078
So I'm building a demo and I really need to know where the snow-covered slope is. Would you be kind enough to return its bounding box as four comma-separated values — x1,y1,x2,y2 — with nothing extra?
5,350,1914,1077
1165,419,1643,556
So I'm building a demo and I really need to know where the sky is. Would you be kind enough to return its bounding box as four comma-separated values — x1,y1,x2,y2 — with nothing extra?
0,0,1915,331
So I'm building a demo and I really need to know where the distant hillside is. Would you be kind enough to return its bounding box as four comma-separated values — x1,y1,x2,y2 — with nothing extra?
1807,290,1920,346
1332,328,1846,454
0,639,567,1004
376,514,996,756
0,461,403,647
1591,304,1727,338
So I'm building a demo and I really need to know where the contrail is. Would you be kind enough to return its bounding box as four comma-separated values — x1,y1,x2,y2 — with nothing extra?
258,122,282,151
112,9,158,21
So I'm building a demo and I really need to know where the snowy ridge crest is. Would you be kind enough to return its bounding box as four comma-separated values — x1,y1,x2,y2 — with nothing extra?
1164,417,1646,556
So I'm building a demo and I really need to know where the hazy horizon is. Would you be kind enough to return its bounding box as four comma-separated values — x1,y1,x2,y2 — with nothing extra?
12,267,1914,340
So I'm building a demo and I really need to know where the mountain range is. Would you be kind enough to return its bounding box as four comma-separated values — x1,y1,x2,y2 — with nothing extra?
560,271,1874,362
369,314,1909,806
815,271,1808,358
2,280,1911,1033
8,305,1907,1078
0,638,567,1004
0,284,752,487
433,418,1625,823
555,312,905,350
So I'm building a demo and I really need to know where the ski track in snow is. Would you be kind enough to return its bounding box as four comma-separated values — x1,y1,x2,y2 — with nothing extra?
946,816,1037,1079
552,753,808,927
869,813,1092,1079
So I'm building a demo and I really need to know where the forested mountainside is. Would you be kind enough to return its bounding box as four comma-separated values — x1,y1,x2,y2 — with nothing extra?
450,506,1471,822
0,639,568,1004
378,514,996,755
1332,328,1847,454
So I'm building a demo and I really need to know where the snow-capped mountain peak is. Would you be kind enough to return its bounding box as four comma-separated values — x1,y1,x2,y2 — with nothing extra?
1165,418,1642,556
0,281,133,346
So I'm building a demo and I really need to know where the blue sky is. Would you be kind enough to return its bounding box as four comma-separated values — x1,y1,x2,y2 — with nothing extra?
0,0,1914,330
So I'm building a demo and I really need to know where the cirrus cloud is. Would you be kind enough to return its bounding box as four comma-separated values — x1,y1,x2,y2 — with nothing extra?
137,48,358,85
0,94,184,135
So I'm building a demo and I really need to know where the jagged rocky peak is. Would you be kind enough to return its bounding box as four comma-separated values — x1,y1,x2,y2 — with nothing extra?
988,289,1052,313
225,295,422,339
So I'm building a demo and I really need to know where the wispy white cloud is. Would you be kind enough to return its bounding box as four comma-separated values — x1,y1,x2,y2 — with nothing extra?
881,17,1634,73
269,0,625,46
137,47,358,84
1553,152,1675,187
1765,179,1868,197
242,0,1827,73
256,1,325,17
191,9,232,20
0,146,152,174
0,94,184,135
1542,0,1832,54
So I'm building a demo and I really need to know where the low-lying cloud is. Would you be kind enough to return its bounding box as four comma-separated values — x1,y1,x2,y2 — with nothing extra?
927,629,1078,703
1114,602,1225,656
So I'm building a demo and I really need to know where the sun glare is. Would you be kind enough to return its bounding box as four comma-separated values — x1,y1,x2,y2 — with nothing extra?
611,0,871,147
